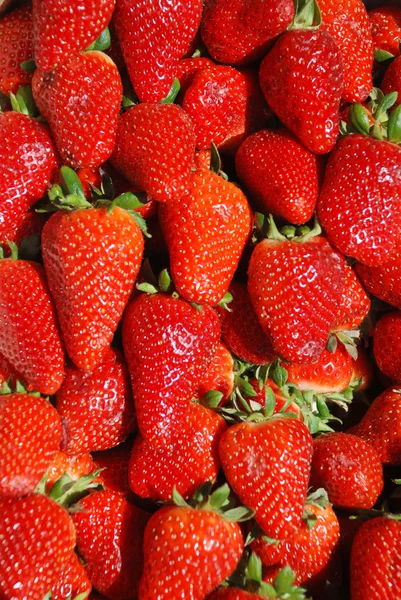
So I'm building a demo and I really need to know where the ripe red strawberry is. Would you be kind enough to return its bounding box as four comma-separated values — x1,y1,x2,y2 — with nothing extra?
57,348,136,455
73,490,148,600
236,128,321,225
0,494,76,599
369,5,401,57
93,441,132,497
158,170,253,305
309,432,384,509
259,29,343,154
247,227,345,364
219,416,313,539
50,552,92,600
0,111,58,245
318,0,373,102
351,387,401,465
350,517,401,599
110,103,196,203
331,263,370,331
381,55,401,106
217,281,276,365
114,0,202,103
175,56,215,97
0,393,62,497
0,5,33,96
122,292,220,441
373,311,401,382
46,450,96,492
0,257,65,395
242,377,302,417
139,486,246,599
350,346,373,391
32,0,116,71
252,498,340,586
318,134,401,266
42,206,144,372
201,0,294,66
182,65,270,153
129,402,227,502
285,346,353,394
196,342,234,405
32,51,122,169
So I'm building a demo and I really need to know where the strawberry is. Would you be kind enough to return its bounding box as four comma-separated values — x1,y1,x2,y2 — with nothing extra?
32,51,122,169
158,169,253,305
351,387,401,465
92,441,132,497
217,281,276,366
114,0,202,103
56,347,136,454
46,450,97,492
0,111,58,245
175,57,215,97
42,201,144,372
247,221,345,365
318,133,401,266
110,103,196,203
0,494,76,599
197,342,234,405
139,485,247,599
381,55,401,106
369,5,401,58
350,517,401,599
50,552,92,600
309,432,384,509
0,255,65,395
331,263,370,331
373,311,401,382
285,346,353,394
252,493,340,587
182,65,270,153
259,29,343,154
122,291,220,441
129,402,227,502
201,0,294,66
32,0,115,71
350,346,373,392
73,490,148,600
219,414,313,540
318,0,373,102
0,393,62,497
0,4,33,96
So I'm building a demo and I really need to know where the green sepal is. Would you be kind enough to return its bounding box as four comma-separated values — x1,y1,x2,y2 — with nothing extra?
376,92,398,120
210,141,222,175
349,103,371,136
172,486,189,508
270,359,288,388
60,166,86,199
121,95,136,111
245,521,279,547
86,27,111,52
388,104,401,144
9,86,38,117
126,210,150,237
289,0,321,29
47,470,103,509
199,389,224,409
217,292,233,311
160,78,181,104
374,48,395,63
136,282,159,294
208,483,231,511
20,59,37,73
223,506,255,523
42,593,52,600
107,191,144,213
158,268,173,294
1,241,19,261
274,565,296,595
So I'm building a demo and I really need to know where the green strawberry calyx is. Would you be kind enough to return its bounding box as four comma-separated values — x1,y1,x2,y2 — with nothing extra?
254,214,322,246
35,469,104,511
289,0,321,30
341,89,401,144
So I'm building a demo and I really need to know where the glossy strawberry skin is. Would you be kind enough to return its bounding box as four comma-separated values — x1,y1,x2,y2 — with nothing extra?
0,494,76,600
42,207,144,372
57,348,136,455
369,5,401,57
0,394,62,497
175,57,215,97
129,403,227,502
197,342,234,404
259,29,343,154
350,517,401,600
247,236,345,365
73,491,148,600
182,65,269,153
331,263,370,331
318,0,373,102
253,503,340,586
110,103,196,203
373,311,401,382
159,170,253,305
318,134,401,266
0,5,33,96
46,451,96,492
93,441,132,497
201,0,294,66
139,505,244,600
123,293,220,442
236,128,321,225
32,0,116,71
310,433,384,509
208,590,261,600
32,51,122,169
286,346,353,394
0,112,58,245
219,417,313,540
114,0,202,103
381,55,401,107
0,260,65,395
50,552,92,600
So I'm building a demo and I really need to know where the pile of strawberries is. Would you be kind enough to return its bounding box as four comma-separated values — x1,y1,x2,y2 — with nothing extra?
1,0,401,598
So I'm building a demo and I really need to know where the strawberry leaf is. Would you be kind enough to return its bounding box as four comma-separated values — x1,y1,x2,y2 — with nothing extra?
86,27,111,52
